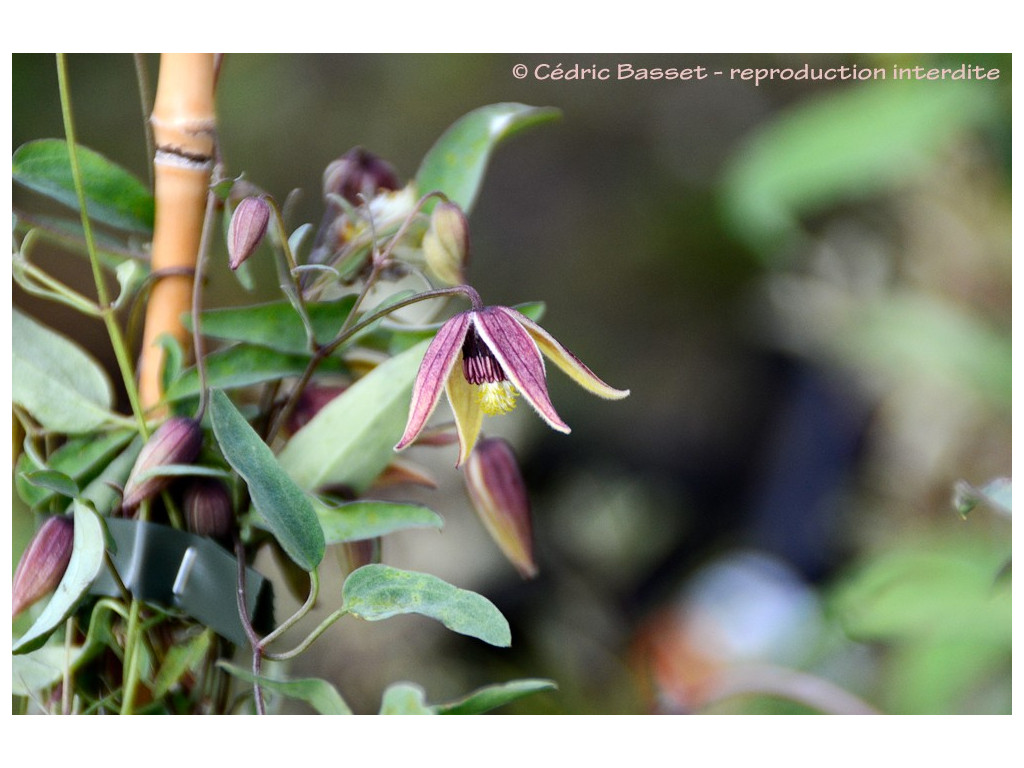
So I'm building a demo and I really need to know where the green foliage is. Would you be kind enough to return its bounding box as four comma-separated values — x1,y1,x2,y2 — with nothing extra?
13,309,121,433
210,389,325,571
276,340,429,495
342,564,512,647
219,662,354,715
13,138,155,233
314,499,444,544
415,102,561,213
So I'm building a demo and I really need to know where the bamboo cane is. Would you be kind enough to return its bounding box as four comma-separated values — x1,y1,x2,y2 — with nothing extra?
137,53,216,412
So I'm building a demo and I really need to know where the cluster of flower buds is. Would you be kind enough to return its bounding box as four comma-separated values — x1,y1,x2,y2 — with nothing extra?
464,437,537,578
183,478,234,540
422,201,471,286
323,147,400,208
227,196,271,270
13,515,74,617
121,417,203,513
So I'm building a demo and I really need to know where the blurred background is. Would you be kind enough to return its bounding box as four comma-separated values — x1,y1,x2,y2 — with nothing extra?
12,53,1012,714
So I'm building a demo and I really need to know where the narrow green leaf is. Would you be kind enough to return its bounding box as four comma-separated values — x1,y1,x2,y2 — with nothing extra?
80,435,143,515
152,631,213,699
209,390,324,571
164,344,346,402
187,297,357,356
278,340,429,495
19,470,79,500
379,683,435,715
218,662,353,715
15,429,133,508
13,309,120,433
14,500,108,654
436,678,558,715
415,103,561,213
13,139,155,234
342,564,512,647
313,499,444,544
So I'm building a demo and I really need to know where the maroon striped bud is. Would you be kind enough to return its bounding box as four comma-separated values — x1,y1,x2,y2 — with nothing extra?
464,438,537,578
228,196,271,270
13,516,74,617
122,417,203,513
184,478,234,540
322,148,399,206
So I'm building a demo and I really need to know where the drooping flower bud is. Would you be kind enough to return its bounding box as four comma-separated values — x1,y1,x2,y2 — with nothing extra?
183,478,234,540
422,201,470,286
228,196,271,270
122,417,203,513
464,438,537,578
13,515,74,617
322,147,399,206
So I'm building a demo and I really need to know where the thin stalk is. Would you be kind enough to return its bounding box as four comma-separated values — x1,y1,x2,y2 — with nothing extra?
56,54,148,436
263,607,347,662
259,570,320,648
234,537,266,715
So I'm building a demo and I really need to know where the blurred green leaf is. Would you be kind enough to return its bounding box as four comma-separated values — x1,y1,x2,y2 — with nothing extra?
219,662,353,715
415,103,561,213
314,499,443,544
278,339,429,495
79,435,143,516
209,390,324,571
13,139,154,234
184,297,357,356
12,645,85,696
14,501,107,654
13,309,120,433
379,682,435,714
19,470,79,500
436,678,558,715
164,344,347,402
152,631,212,699
721,80,999,257
833,292,1011,410
342,564,512,647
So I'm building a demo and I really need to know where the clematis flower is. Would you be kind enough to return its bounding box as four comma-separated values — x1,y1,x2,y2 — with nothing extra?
395,304,629,465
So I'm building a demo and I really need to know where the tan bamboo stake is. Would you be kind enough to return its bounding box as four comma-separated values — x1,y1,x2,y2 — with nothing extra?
138,53,216,413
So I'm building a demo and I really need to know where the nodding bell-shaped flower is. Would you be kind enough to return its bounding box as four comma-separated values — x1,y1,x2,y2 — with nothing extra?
395,304,630,465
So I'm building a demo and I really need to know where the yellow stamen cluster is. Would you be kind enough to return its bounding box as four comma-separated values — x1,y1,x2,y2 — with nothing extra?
477,381,519,415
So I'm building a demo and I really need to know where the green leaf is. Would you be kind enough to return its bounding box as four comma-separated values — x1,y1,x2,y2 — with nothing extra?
278,340,429,495
209,389,324,571
14,500,108,654
720,80,1000,258
19,470,79,500
342,564,511,647
14,430,133,508
185,297,357,356
164,344,347,402
436,678,558,715
415,103,561,213
218,662,353,715
79,435,144,516
313,499,444,544
12,645,86,696
379,682,435,715
13,309,120,433
13,139,155,234
152,631,213,699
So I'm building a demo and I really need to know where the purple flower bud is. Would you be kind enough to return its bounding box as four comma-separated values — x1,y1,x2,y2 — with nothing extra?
122,417,203,513
184,478,234,539
13,516,74,617
286,384,347,435
464,438,537,578
422,201,470,286
322,147,399,206
228,196,271,270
